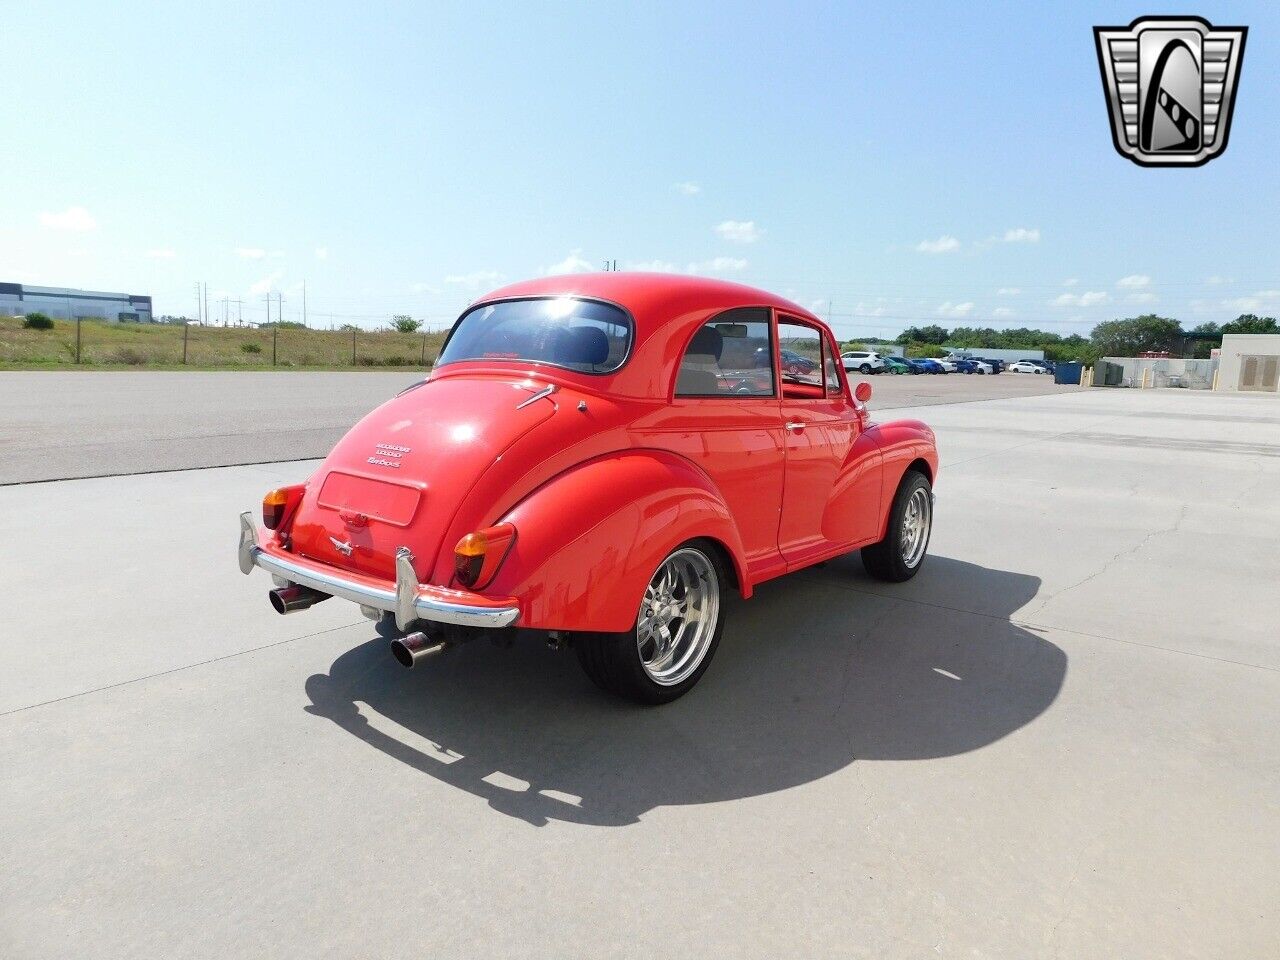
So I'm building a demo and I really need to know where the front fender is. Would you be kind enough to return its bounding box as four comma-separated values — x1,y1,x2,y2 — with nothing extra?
866,418,939,538
487,450,749,632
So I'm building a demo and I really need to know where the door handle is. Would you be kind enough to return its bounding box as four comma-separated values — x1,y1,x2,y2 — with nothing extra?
784,421,805,432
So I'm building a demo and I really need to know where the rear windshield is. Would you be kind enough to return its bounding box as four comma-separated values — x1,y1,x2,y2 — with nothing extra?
437,297,632,374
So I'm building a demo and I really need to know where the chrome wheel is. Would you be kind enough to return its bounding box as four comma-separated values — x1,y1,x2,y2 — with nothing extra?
900,487,932,569
636,548,720,686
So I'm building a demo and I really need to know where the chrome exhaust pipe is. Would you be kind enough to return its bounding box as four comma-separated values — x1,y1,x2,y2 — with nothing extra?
390,631,448,668
268,584,330,614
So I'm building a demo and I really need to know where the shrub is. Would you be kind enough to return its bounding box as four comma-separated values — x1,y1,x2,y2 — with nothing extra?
390,315,422,333
382,355,409,367
23,312,54,330
111,347,148,365
356,355,378,366
240,342,263,354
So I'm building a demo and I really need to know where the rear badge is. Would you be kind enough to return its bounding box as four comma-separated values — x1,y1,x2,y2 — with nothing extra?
368,442,410,469
329,536,354,557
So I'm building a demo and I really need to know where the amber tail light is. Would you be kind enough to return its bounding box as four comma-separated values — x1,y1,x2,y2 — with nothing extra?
453,523,517,590
262,485,305,530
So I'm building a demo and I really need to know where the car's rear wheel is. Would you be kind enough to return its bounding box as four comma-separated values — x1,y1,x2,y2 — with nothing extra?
861,470,932,582
859,363,871,374
575,542,726,704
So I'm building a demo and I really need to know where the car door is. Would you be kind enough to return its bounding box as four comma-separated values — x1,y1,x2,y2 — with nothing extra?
776,315,881,568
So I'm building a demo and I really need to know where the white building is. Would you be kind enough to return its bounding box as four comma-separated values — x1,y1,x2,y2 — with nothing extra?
0,282,153,322
1215,334,1280,393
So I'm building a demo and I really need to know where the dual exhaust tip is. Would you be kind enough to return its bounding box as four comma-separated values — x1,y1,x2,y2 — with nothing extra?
268,584,446,668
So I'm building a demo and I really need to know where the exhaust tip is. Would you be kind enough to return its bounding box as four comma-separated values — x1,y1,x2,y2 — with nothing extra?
390,631,448,668
268,584,329,615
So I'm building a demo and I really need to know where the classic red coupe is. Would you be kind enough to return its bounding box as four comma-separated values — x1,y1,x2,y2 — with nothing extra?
238,274,938,703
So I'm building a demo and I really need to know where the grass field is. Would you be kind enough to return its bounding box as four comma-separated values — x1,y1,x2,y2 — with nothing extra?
0,315,450,369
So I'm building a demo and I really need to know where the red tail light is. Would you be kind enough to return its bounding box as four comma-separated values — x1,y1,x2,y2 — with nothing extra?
453,523,517,590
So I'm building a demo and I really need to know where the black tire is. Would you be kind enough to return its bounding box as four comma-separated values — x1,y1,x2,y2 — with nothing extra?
859,363,871,374
575,540,727,704
861,470,932,583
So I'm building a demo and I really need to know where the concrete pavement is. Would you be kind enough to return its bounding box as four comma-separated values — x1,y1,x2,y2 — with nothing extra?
2,386,1277,958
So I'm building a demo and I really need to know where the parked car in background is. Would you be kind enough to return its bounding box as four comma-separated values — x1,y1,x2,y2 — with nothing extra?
841,350,885,374
1008,360,1047,374
933,358,957,373
952,358,992,374
977,357,1003,373
914,358,944,374
882,356,911,375
237,273,940,704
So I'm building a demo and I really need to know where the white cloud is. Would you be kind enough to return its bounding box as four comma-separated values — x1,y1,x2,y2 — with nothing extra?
315,246,329,260
1117,274,1151,288
409,282,440,295
628,259,679,273
937,301,975,318
688,256,748,274
1126,292,1157,304
713,220,763,243
993,307,1014,318
996,287,1021,296
545,249,595,276
443,270,503,288
235,247,283,259
1051,291,1108,307
1205,275,1233,285
1002,227,1040,243
1223,290,1280,312
249,271,285,295
145,248,177,259
915,235,960,254
674,182,701,196
1062,278,1079,287
38,206,98,231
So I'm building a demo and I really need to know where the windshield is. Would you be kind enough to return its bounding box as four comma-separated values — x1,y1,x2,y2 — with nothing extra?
437,297,632,374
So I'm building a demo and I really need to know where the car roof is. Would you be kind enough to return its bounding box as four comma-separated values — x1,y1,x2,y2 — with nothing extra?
445,272,829,399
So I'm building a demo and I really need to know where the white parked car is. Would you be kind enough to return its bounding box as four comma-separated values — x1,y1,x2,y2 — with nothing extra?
1007,360,1046,374
934,358,957,373
841,350,885,374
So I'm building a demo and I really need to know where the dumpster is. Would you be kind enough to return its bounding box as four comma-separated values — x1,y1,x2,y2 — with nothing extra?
1054,362,1083,385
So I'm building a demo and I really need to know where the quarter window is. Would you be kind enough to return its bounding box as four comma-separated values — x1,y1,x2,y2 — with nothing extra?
674,308,774,397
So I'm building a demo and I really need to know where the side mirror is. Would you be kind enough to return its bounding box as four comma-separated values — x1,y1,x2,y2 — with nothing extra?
854,382,872,403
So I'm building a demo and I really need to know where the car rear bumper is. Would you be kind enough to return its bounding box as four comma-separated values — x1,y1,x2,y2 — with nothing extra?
237,512,520,631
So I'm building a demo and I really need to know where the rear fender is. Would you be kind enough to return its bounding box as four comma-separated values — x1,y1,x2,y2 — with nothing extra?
486,451,749,632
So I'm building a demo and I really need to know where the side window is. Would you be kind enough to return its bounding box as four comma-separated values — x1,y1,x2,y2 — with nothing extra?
777,318,825,397
675,308,774,397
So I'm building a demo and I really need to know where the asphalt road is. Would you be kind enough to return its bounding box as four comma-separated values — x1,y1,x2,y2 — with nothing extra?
3,386,1277,958
0,369,1075,484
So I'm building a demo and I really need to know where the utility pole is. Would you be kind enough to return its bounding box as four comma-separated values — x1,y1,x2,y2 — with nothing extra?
194,283,203,325
264,292,271,327
203,283,210,327
302,280,307,328
230,299,242,326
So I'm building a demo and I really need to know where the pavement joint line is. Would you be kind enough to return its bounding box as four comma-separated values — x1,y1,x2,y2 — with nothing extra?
793,573,1280,676
0,456,324,488
0,620,366,719
940,409,1143,471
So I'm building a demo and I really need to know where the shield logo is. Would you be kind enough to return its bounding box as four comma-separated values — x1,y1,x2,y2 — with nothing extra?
1094,16,1247,167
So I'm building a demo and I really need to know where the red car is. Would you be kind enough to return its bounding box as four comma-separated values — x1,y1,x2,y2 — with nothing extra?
238,274,938,703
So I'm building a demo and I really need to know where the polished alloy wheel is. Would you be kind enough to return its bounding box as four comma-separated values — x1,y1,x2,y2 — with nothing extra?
636,548,719,686
900,487,932,569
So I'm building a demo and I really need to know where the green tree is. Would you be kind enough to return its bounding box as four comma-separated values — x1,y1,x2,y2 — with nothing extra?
898,324,948,345
1089,314,1182,357
1220,313,1279,335
22,312,54,330
390,314,422,333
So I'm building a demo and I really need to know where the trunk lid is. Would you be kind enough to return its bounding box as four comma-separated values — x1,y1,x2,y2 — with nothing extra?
288,376,556,581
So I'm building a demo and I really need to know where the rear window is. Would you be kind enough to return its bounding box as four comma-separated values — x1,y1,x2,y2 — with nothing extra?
437,297,631,374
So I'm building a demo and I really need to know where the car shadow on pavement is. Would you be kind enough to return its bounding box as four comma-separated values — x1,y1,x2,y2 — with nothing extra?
303,555,1065,827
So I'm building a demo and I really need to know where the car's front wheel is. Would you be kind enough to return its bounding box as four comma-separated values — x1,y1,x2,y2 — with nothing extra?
575,542,726,704
861,470,932,582
859,363,871,374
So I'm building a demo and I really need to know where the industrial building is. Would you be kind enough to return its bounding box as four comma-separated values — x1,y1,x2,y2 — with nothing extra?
1215,333,1280,393
0,282,153,323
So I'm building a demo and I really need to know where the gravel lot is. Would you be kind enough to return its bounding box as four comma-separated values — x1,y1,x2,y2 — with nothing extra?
2,381,1276,959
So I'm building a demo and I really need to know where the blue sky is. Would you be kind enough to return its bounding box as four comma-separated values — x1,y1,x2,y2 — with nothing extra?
3,2,1277,338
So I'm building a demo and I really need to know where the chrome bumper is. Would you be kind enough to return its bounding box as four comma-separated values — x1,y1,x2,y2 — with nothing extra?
237,512,519,631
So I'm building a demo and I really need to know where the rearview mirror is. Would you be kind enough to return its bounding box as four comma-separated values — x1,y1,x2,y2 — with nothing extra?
715,323,748,338
854,382,872,403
